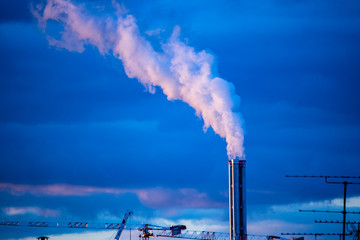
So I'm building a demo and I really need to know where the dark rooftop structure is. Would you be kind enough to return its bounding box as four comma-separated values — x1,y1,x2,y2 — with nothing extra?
37,237,49,240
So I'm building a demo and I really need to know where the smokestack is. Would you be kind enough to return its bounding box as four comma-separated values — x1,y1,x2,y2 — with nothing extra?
229,159,246,240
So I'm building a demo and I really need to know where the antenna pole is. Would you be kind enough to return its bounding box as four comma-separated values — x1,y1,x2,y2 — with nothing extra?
343,181,347,240
286,175,360,240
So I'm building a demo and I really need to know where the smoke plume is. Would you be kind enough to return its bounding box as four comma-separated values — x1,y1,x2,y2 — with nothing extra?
32,0,245,159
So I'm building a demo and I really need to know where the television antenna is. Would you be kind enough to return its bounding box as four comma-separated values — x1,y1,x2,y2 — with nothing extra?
283,175,360,240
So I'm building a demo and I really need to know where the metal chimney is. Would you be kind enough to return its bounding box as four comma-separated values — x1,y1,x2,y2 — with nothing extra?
229,159,247,240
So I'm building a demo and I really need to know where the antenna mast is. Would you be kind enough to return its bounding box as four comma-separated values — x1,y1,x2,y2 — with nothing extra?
285,175,360,240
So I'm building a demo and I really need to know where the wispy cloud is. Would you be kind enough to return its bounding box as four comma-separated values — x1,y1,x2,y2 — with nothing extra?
270,195,360,213
0,183,225,209
248,220,309,236
2,206,60,217
0,182,126,196
136,187,226,208
330,196,360,208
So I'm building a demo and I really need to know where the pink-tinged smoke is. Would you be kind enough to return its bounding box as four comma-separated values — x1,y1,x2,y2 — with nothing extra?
32,0,245,159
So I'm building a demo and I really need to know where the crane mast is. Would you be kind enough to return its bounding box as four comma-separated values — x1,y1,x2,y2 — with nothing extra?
115,210,133,240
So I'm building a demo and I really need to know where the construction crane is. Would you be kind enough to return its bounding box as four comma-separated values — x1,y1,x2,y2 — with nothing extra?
138,224,186,240
156,229,274,240
0,212,188,240
1,210,133,240
138,225,274,240
1,217,272,240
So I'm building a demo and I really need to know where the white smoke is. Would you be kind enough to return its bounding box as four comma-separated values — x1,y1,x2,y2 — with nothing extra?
32,0,245,159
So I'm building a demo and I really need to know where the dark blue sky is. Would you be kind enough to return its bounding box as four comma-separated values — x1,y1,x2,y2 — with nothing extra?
0,0,360,239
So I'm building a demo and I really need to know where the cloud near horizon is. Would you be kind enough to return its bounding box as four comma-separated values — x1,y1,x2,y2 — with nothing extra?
0,182,225,209
270,196,360,213
2,206,60,218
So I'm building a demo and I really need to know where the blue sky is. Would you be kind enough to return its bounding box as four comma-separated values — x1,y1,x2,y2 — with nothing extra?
0,0,360,239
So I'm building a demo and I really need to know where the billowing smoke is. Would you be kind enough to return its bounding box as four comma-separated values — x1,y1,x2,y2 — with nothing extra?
32,0,245,159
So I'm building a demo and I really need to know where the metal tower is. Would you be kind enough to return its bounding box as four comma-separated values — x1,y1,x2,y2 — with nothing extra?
229,159,247,240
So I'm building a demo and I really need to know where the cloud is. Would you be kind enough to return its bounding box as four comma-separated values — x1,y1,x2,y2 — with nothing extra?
331,196,360,208
248,220,309,236
2,206,60,217
0,182,127,197
270,195,360,213
246,195,360,236
0,183,225,209
14,230,115,240
135,187,226,208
